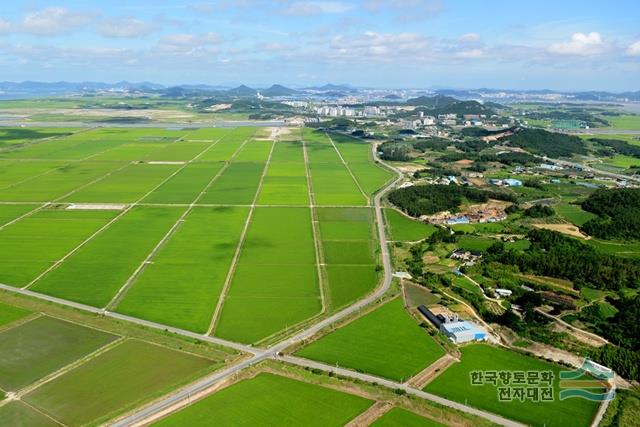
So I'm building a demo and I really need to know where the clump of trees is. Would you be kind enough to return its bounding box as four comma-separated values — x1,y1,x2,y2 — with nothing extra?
591,138,640,159
388,184,516,217
378,142,411,161
486,229,640,291
581,188,640,240
500,128,587,157
524,205,555,218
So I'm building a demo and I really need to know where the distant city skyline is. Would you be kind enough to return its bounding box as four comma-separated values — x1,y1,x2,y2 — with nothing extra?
1,1,639,91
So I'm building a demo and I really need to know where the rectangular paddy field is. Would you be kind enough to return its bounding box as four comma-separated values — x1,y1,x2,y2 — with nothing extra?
115,206,250,332
296,298,445,381
0,316,118,391
23,339,215,427
213,207,322,343
0,125,391,343
385,208,438,242
318,207,380,308
0,208,121,286
31,206,185,307
424,344,600,427
152,372,373,427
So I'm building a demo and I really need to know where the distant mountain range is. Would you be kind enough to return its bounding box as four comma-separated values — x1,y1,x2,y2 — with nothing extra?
0,81,638,103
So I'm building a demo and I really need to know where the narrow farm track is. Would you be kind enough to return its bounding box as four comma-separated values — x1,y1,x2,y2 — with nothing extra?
0,129,545,427
302,133,328,313
324,132,370,204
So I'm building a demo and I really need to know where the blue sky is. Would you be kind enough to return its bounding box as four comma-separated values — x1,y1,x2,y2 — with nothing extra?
1,1,639,90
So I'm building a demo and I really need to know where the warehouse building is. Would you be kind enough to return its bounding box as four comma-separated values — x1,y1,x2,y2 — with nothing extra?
418,305,487,344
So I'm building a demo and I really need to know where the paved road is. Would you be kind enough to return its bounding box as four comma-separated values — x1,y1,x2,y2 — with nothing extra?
0,283,259,355
542,156,640,183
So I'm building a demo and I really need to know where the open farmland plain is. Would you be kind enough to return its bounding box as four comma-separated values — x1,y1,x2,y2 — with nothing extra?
0,123,603,427
0,126,392,347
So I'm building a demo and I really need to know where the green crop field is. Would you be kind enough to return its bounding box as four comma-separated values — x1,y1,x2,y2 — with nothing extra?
0,204,38,225
371,407,444,427
116,206,250,332
0,301,31,328
153,372,373,427
309,162,368,206
555,203,597,226
296,298,445,381
200,162,266,204
0,161,124,202
385,208,437,241
232,140,273,162
330,133,393,194
257,159,309,205
0,401,59,427
142,162,225,204
0,127,77,148
31,207,185,307
23,339,214,427
605,114,640,130
457,235,495,252
214,207,321,343
63,163,181,203
318,207,379,308
0,208,120,286
425,344,600,427
0,316,118,391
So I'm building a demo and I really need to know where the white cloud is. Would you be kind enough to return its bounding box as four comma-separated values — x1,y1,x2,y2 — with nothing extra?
364,0,443,21
330,31,429,60
0,19,12,34
456,48,484,58
548,32,605,56
98,17,154,38
22,7,92,36
260,42,289,52
281,1,353,16
628,41,640,56
459,33,480,43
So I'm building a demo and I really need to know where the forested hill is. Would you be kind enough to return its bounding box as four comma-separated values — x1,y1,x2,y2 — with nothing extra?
581,188,640,240
487,229,640,291
498,128,587,158
405,95,496,116
388,184,515,217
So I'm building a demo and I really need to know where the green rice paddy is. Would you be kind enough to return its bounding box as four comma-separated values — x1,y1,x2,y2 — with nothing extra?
214,207,321,343
424,344,600,427
385,208,437,241
0,316,118,391
153,372,373,427
23,339,214,426
0,301,31,328
296,298,445,381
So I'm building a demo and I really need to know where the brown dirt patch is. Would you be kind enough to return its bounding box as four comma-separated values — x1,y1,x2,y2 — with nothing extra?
532,223,590,239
